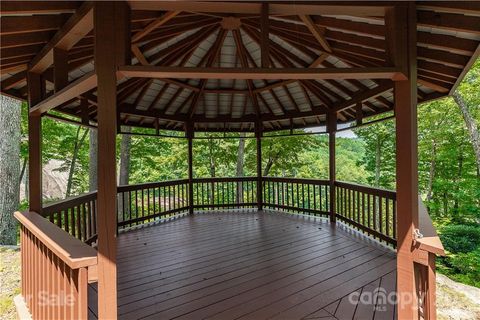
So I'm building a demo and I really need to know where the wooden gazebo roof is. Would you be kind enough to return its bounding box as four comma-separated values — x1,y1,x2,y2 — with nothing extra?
1,1,479,132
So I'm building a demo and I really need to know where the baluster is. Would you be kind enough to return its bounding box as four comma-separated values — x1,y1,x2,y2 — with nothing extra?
379,196,384,237
393,198,397,240
385,198,391,236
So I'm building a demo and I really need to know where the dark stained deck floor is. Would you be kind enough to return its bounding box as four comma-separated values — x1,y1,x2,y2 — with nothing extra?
89,211,397,320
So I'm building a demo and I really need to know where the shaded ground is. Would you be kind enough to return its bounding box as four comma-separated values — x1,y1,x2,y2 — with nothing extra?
0,247,479,320
0,246,20,320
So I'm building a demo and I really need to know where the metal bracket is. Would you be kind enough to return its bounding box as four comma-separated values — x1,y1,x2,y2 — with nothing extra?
413,228,423,239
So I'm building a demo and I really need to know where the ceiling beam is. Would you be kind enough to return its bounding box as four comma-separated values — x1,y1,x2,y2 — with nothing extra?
0,1,81,15
299,15,332,53
417,10,480,35
260,3,270,68
118,66,405,80
29,71,97,115
128,1,387,16
0,15,67,35
28,1,94,73
333,83,392,112
131,11,181,43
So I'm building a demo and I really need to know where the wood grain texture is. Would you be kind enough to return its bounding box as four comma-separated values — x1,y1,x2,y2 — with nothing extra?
87,211,396,320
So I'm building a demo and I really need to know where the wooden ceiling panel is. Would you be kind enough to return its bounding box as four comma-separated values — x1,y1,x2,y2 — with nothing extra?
1,1,479,132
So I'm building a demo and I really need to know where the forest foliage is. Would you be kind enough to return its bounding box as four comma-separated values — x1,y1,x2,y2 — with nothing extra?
12,60,480,286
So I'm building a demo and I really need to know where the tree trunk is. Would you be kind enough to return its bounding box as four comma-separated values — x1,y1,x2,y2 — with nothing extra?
453,91,480,173
119,127,131,186
66,127,89,197
375,137,381,188
89,128,98,192
19,157,27,184
118,127,131,219
426,141,436,202
236,133,246,203
263,158,274,176
0,95,22,245
452,142,464,222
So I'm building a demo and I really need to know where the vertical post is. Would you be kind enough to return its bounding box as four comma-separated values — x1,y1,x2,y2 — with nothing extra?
94,2,130,319
27,72,42,213
256,122,263,211
187,122,194,215
328,110,336,223
388,4,419,319
53,48,68,92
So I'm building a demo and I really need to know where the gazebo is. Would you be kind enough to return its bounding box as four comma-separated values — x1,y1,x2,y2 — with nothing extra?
2,1,479,319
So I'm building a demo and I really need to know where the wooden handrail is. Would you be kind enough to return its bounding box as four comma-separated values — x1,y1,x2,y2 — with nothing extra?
264,177,329,185
415,196,445,256
335,180,396,199
193,176,256,183
15,211,97,269
42,191,97,215
117,178,189,192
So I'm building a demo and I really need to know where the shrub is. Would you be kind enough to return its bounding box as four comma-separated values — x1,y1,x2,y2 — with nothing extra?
439,224,480,254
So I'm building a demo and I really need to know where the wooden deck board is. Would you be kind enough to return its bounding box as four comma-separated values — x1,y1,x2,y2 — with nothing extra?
88,211,397,320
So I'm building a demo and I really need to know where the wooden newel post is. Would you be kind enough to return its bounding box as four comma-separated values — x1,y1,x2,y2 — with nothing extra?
187,123,194,215
27,72,43,214
328,110,337,223
94,2,130,319
255,122,263,211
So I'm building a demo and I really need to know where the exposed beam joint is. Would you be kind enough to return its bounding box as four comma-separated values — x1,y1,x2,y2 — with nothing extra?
299,15,332,53
29,71,97,115
28,1,94,73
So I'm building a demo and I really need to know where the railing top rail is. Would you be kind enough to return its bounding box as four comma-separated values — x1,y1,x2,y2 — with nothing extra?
42,191,97,215
117,179,189,192
193,176,257,183
15,211,97,269
335,180,396,199
263,177,329,185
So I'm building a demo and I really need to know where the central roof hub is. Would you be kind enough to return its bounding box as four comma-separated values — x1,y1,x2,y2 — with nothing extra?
221,17,242,30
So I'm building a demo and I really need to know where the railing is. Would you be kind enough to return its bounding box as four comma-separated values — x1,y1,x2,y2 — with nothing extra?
117,179,189,229
413,197,445,320
15,211,97,320
193,177,258,209
39,179,399,249
262,177,330,216
42,192,98,245
335,181,397,246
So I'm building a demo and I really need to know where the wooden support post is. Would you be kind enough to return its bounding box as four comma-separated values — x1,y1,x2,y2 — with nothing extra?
256,122,263,211
187,123,194,215
94,2,130,319
328,110,336,223
355,102,363,126
53,47,68,92
27,72,42,213
389,4,420,319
